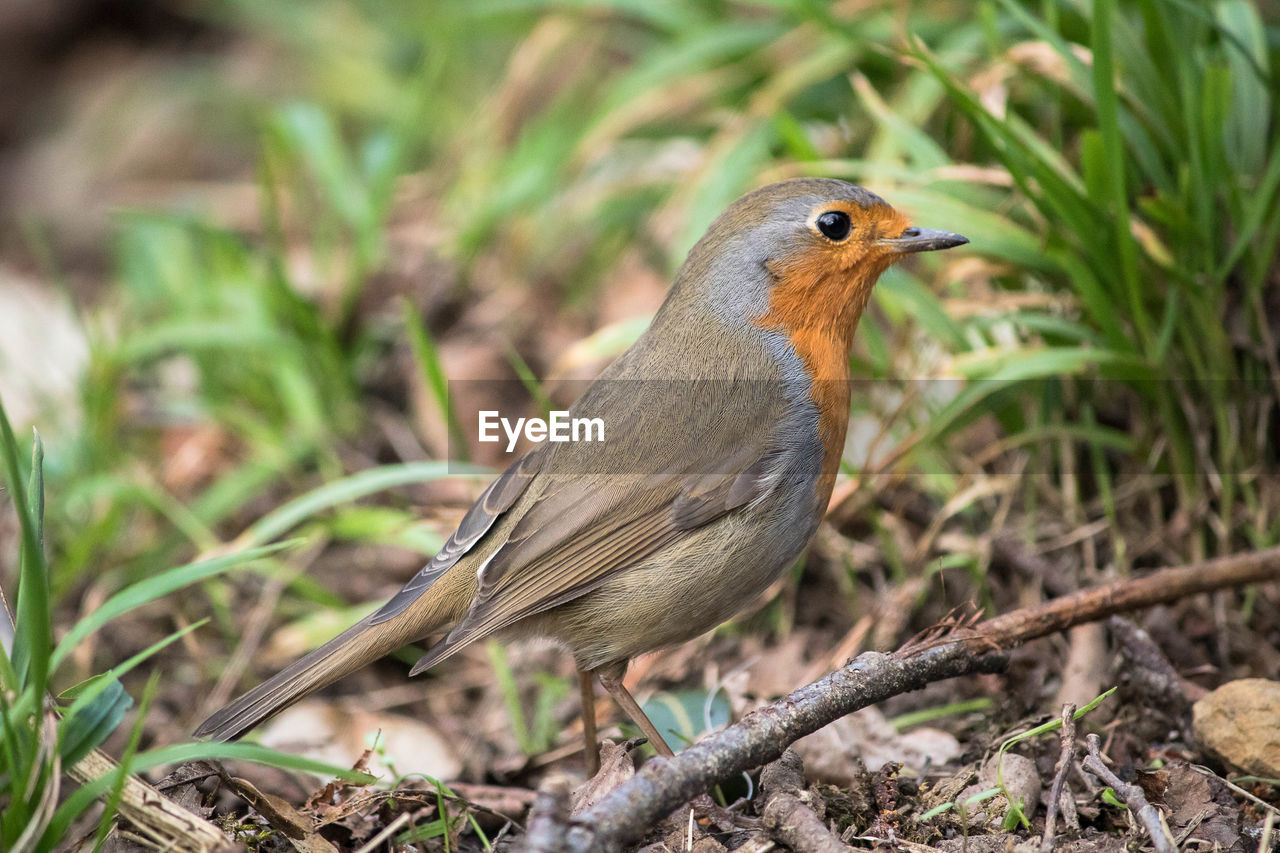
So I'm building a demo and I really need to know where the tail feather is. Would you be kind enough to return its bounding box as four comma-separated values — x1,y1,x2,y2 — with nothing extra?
194,617,407,742
197,559,480,742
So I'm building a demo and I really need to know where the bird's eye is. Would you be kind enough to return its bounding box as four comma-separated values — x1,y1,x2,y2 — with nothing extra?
815,210,852,241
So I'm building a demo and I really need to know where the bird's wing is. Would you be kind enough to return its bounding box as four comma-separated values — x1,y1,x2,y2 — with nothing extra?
370,448,545,625
407,433,783,675
194,448,548,741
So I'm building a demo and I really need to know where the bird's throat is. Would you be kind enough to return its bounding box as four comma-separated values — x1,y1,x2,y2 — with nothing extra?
754,261,885,508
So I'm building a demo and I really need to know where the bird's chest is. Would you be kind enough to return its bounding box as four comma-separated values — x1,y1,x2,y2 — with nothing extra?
756,327,850,512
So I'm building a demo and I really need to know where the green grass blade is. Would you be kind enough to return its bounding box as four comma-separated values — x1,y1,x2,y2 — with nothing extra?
28,432,44,577
90,673,160,853
58,677,132,768
238,462,488,548
50,543,291,672
1217,136,1280,284
503,347,554,422
59,622,205,704
950,347,1150,382
486,641,533,754
402,299,471,462
43,741,375,846
1090,0,1151,353
0,609,19,709
1163,0,1272,85
890,697,995,730
112,321,293,364
1,396,51,695
274,102,369,231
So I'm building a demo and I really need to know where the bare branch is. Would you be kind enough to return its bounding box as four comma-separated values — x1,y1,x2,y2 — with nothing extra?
1081,734,1175,853
760,750,850,853
518,775,573,853
67,750,232,852
567,544,1280,852
1039,703,1077,853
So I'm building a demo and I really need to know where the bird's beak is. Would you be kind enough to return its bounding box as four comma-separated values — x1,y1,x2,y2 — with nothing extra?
881,227,969,254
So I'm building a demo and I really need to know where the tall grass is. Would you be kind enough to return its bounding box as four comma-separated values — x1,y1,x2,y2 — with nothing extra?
4,98,462,837
911,0,1279,557
0,394,376,850
424,0,1279,556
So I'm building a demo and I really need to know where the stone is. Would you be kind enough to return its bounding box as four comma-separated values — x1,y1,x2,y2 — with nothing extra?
1192,678,1280,777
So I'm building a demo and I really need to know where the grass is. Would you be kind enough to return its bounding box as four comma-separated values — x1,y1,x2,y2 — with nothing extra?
906,0,1279,560
0,397,373,851
370,0,1278,563
1,0,1277,845
31,0,1279,632
917,687,1117,828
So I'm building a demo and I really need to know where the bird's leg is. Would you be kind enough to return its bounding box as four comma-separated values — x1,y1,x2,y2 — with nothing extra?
594,664,674,757
595,667,754,831
578,668,600,776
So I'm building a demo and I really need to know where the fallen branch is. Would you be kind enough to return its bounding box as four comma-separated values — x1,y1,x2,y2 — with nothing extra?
517,776,573,853
760,750,849,853
66,750,232,852
1081,734,1176,853
1039,703,1077,853
567,544,1280,852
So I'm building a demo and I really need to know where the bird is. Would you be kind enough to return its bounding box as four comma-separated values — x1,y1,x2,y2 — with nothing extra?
195,178,967,774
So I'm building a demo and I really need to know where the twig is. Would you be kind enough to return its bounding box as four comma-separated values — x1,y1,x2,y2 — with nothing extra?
1108,615,1207,705
977,545,1280,647
353,811,410,853
66,749,232,851
759,750,849,853
571,646,1001,852
1186,764,1280,819
567,544,1280,852
1039,703,1077,853
517,776,572,853
438,782,537,817
1081,734,1176,853
1259,808,1275,853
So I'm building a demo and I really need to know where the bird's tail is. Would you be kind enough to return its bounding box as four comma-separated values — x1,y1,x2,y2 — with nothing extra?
194,615,417,742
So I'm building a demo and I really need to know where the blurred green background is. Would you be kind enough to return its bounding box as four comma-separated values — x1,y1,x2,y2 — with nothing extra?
3,0,1275,582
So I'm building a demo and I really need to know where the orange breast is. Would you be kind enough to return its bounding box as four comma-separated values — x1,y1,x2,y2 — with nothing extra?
754,249,886,509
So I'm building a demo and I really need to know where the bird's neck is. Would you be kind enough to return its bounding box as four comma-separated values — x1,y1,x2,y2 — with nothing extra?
752,262,885,509
760,317,853,511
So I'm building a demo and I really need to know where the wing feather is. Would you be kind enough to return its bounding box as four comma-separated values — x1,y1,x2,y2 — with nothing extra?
408,446,781,673
370,449,544,625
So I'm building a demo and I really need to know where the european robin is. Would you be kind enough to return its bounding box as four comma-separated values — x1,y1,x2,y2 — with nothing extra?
195,178,967,772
